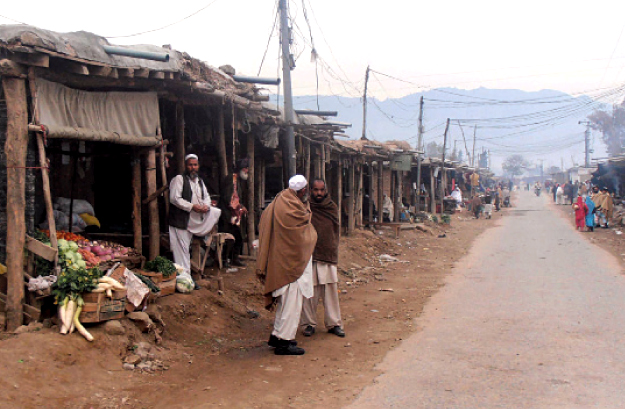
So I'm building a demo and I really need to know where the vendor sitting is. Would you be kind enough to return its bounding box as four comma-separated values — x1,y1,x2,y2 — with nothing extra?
168,154,221,290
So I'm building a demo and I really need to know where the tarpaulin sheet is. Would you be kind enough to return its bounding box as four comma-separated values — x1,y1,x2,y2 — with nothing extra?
35,78,160,138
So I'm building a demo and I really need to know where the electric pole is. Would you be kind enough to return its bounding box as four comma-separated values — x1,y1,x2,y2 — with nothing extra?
415,96,424,212
579,120,591,167
361,66,370,140
440,118,450,214
279,0,296,177
472,125,477,167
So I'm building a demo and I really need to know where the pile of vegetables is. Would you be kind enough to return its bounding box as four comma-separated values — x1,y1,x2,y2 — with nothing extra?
41,230,86,241
144,256,177,278
33,230,54,277
52,240,127,341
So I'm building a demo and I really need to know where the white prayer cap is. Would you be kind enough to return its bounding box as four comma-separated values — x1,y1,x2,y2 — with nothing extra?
185,154,198,162
288,175,307,191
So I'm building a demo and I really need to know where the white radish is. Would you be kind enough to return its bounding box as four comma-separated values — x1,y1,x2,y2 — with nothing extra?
65,299,76,334
58,297,69,334
106,288,113,298
99,276,126,290
73,297,93,342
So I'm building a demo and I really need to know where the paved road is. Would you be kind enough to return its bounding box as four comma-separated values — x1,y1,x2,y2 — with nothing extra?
346,191,625,408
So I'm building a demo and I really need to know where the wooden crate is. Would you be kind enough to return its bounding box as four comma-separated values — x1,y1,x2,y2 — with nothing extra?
79,289,127,323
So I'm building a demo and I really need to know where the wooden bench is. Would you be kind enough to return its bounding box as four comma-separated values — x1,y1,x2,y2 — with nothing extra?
369,222,417,239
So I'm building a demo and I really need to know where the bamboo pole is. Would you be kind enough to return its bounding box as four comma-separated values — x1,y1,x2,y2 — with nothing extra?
175,101,185,175
131,155,143,254
3,77,28,331
246,134,256,256
145,149,160,260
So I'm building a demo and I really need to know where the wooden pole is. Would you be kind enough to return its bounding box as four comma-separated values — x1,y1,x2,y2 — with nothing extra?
368,162,374,224
159,142,170,219
347,159,355,235
304,139,311,185
321,144,326,182
254,158,263,216
3,77,28,331
337,158,342,233
131,155,143,254
394,171,402,222
246,134,256,256
377,160,384,222
430,167,436,214
27,69,58,264
356,162,363,227
145,149,160,260
175,101,185,175
217,105,229,180
440,118,450,215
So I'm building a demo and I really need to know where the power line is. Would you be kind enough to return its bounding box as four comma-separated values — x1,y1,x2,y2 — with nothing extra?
257,0,280,76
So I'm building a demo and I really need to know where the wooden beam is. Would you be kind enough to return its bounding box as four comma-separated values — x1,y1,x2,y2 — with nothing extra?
3,77,28,331
89,65,113,77
430,167,437,214
145,149,160,260
321,143,326,182
247,134,256,257
11,52,49,68
0,59,27,77
377,161,384,222
337,157,343,235
368,163,374,225
131,156,143,254
149,71,165,80
118,68,134,78
25,235,57,262
159,143,170,219
175,101,185,175
134,68,150,78
347,159,355,236
142,185,169,205
108,68,119,79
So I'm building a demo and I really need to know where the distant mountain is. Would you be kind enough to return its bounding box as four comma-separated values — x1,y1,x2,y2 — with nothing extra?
271,88,608,174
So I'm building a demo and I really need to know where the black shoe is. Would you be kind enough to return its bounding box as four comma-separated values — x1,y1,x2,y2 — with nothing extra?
303,325,315,337
328,326,345,337
268,334,297,348
275,343,305,355
194,282,201,290
231,259,245,267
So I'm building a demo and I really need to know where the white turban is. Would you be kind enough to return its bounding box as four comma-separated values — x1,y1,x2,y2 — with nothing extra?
288,175,307,191
185,154,198,162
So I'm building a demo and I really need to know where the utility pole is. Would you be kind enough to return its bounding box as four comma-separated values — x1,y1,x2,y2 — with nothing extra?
279,0,296,177
472,125,477,167
415,96,424,212
439,118,450,215
457,120,470,164
579,120,591,167
361,66,370,140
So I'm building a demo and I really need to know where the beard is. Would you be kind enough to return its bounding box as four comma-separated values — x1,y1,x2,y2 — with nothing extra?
299,194,309,203
239,171,249,181
312,193,328,203
187,171,198,179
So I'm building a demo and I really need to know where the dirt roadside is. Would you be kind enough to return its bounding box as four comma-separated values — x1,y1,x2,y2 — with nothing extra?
0,208,506,409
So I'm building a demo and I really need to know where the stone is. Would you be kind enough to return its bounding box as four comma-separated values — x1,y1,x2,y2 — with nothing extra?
13,322,42,334
144,305,164,326
42,319,52,329
104,320,126,336
136,362,153,372
122,363,135,371
124,354,142,365
134,342,152,360
126,312,154,333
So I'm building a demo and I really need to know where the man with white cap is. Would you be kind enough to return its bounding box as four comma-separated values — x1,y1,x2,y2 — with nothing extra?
256,175,317,355
168,154,221,291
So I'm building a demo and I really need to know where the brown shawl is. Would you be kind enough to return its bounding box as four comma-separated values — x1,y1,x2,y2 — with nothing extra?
310,196,340,265
256,189,317,309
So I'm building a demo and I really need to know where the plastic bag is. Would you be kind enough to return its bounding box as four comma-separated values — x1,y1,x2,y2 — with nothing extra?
55,197,95,217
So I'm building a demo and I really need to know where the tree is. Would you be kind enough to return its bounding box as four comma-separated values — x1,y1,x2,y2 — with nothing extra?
588,100,625,157
425,141,443,159
502,154,528,177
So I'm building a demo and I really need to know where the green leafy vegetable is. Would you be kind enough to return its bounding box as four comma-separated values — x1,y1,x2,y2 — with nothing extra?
144,256,176,278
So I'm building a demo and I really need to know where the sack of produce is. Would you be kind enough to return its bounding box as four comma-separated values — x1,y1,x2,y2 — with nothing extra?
55,197,95,217
176,276,194,293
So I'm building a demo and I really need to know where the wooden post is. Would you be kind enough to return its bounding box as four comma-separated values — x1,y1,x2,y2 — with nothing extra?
368,162,374,225
377,161,384,222
321,144,326,182
3,77,28,331
175,101,185,175
304,139,311,184
347,160,355,235
337,158,343,233
145,149,160,260
356,162,363,227
131,155,143,254
394,171,402,222
254,158,263,216
246,134,256,256
159,142,170,219
430,167,437,214
217,105,229,180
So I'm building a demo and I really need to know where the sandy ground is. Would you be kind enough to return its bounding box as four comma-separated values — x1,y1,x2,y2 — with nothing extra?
346,189,625,408
0,207,504,409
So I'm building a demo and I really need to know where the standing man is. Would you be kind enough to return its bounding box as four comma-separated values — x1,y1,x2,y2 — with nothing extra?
169,154,221,290
219,159,249,267
301,179,345,338
256,175,317,355
594,187,614,228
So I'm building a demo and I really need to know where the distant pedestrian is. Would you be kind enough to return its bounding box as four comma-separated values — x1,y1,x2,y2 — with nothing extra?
573,196,588,232
471,195,482,219
552,183,559,202
556,184,565,205
585,195,595,232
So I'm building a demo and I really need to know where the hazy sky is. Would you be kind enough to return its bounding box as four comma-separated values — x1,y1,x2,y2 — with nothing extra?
3,0,625,100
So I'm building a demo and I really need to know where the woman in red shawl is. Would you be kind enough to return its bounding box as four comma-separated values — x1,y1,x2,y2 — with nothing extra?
573,196,588,231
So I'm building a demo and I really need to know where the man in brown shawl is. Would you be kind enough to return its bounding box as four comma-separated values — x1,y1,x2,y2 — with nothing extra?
301,179,345,338
256,175,317,355
593,186,614,228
